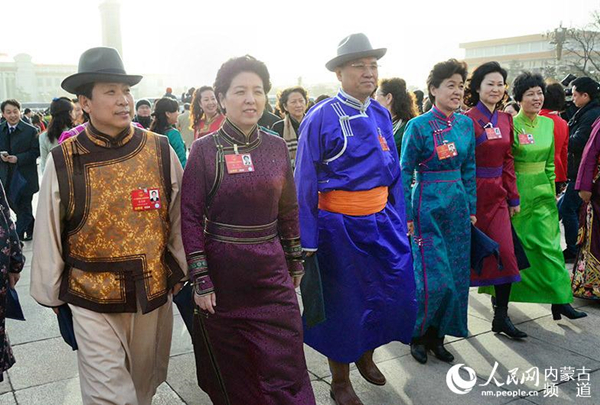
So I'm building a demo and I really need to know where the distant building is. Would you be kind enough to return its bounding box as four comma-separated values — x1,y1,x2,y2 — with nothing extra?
0,0,177,104
459,33,582,80
0,53,76,103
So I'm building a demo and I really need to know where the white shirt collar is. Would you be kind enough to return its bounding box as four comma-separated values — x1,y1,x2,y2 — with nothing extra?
336,89,371,113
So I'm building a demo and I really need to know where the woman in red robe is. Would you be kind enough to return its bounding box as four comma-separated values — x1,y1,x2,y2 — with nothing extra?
540,83,569,194
190,86,226,140
464,62,526,339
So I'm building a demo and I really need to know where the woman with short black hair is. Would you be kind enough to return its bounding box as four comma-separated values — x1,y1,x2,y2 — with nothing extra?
181,55,315,405
401,59,477,364
376,77,418,154
463,62,526,339
491,71,586,320
540,83,569,192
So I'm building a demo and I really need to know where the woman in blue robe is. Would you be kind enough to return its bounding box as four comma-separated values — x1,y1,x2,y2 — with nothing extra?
401,59,476,364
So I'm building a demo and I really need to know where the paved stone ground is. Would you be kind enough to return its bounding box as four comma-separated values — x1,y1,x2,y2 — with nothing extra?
2,194,598,404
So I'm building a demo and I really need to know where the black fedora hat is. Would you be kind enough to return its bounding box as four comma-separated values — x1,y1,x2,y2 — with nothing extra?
61,47,143,94
326,33,386,72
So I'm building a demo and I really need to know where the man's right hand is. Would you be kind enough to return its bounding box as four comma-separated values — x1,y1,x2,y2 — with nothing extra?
194,292,216,314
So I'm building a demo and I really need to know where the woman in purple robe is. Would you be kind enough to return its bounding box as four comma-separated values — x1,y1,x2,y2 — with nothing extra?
180,56,315,405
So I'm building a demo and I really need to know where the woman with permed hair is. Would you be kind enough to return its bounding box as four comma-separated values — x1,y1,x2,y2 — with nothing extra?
180,55,315,404
190,86,225,140
401,59,477,364
481,71,586,320
375,77,418,155
463,61,526,339
272,86,308,167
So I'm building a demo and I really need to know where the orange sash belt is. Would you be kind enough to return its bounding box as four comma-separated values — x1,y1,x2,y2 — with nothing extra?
318,186,388,216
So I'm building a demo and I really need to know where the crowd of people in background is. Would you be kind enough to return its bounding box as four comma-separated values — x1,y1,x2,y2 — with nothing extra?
0,31,599,405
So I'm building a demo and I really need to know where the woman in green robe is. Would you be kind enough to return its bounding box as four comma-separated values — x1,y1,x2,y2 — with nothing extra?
481,72,586,320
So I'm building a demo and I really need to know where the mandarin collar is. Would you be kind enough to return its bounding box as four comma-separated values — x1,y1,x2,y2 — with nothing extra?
220,118,259,145
516,109,539,128
336,89,371,113
86,122,134,148
431,105,456,125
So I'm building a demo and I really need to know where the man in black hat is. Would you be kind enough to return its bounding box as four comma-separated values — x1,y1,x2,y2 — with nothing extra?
30,47,187,405
0,98,40,241
133,98,152,129
294,33,417,405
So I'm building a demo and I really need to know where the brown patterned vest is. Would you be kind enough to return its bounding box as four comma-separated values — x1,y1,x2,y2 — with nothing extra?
51,124,185,314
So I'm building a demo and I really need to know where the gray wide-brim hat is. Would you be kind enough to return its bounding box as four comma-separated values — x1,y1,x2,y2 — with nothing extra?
325,33,387,72
61,47,143,94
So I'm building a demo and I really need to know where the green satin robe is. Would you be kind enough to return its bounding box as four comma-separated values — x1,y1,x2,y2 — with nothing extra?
481,110,573,303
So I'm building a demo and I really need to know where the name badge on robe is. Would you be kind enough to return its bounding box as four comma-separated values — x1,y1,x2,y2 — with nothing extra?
518,133,535,145
131,188,161,211
485,126,502,140
436,142,458,160
225,154,254,174
377,128,390,152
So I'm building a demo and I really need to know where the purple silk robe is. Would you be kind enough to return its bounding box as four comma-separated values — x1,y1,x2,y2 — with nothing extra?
181,120,315,405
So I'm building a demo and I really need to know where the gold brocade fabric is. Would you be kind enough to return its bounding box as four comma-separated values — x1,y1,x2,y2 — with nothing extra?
64,131,171,304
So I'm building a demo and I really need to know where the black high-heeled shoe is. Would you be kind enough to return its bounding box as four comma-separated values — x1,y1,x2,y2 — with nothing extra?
410,338,428,364
551,304,587,320
426,336,454,363
492,306,527,339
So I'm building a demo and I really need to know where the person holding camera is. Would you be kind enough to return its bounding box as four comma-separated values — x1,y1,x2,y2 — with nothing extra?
559,77,600,263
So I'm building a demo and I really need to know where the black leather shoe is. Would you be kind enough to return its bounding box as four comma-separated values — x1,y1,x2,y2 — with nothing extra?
429,344,455,363
551,304,587,320
492,307,527,339
410,340,428,364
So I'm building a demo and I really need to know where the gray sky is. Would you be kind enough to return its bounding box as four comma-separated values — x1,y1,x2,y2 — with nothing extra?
3,0,599,90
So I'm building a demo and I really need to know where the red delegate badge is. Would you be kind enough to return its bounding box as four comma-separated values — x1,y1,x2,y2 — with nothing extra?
377,128,390,151
485,127,502,140
436,142,458,160
518,133,535,145
225,154,255,174
378,134,390,151
131,188,161,211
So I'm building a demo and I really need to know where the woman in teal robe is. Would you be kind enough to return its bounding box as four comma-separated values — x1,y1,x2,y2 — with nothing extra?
401,60,476,364
480,72,586,321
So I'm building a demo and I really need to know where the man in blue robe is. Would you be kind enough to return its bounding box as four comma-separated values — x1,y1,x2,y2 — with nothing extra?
294,33,417,405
